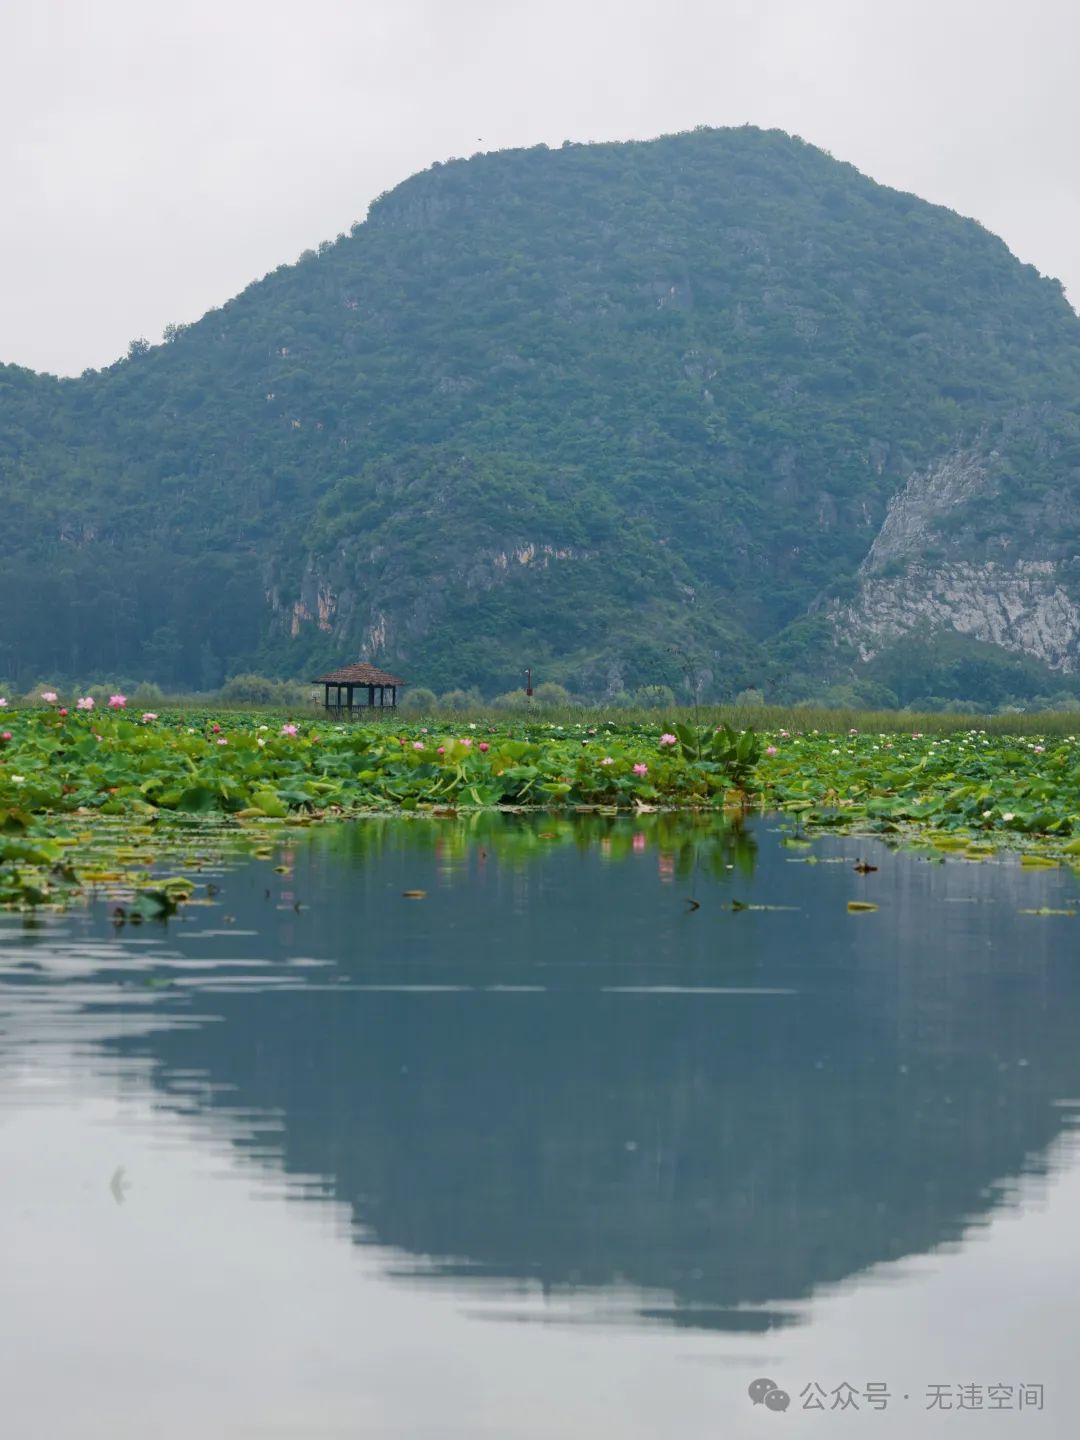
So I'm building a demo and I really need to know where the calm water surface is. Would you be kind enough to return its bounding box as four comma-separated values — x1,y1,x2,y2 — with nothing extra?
1,814,1077,1437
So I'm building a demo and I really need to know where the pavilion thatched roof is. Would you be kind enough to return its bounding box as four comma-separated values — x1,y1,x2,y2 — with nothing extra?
312,663,406,686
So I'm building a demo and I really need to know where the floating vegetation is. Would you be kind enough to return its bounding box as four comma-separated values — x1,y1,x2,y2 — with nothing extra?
0,708,1078,909
724,901,799,913
0,812,302,912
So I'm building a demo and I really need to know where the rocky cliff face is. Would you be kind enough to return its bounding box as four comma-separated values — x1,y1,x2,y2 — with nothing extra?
273,537,599,665
839,558,1080,671
835,442,1080,672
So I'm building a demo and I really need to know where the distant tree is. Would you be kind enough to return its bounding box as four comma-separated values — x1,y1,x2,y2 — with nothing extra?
532,681,571,706
199,643,224,692
220,673,281,705
491,689,531,710
140,625,183,685
439,688,482,711
131,681,165,706
633,685,676,708
401,687,437,712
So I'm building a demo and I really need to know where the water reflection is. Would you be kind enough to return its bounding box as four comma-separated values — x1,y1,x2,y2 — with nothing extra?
3,813,1077,1341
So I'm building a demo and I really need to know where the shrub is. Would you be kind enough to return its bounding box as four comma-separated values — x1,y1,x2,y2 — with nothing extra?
279,679,315,708
131,682,165,706
632,684,676,708
401,687,438,712
220,673,284,705
439,688,482,711
491,689,532,710
532,681,571,706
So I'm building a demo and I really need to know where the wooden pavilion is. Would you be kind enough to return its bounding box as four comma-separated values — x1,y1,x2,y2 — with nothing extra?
311,662,406,715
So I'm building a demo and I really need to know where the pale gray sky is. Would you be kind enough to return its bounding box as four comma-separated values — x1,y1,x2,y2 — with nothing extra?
2,0,1078,377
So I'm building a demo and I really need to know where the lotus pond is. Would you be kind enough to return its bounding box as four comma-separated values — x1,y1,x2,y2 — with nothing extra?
1,709,1080,909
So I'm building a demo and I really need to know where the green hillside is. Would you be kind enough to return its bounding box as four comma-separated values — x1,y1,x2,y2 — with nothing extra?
2,125,1079,700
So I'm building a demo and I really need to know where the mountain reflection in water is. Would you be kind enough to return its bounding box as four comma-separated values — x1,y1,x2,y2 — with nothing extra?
2,812,1079,1337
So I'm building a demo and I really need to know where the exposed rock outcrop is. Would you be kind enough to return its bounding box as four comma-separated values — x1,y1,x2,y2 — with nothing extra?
835,446,1080,671
839,558,1080,671
863,449,997,568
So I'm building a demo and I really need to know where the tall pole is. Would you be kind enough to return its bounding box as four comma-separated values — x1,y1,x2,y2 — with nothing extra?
525,667,533,697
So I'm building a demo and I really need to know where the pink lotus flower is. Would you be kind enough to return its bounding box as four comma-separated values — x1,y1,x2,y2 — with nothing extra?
41,691,58,703
461,737,473,747
76,697,94,711
0,698,7,708
281,723,299,737
632,762,648,776
478,742,489,752
211,723,222,733
58,708,69,717
1033,744,1045,754
217,737,228,746
765,745,778,757
659,733,677,747
600,756,614,766
108,694,127,710
142,712,158,722
0,732,11,744
436,746,445,755
779,729,789,738
412,740,425,750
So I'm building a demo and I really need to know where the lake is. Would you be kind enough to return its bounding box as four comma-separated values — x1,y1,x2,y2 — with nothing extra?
1,813,1077,1437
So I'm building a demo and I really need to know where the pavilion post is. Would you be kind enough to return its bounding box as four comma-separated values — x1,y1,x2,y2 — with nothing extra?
313,668,406,719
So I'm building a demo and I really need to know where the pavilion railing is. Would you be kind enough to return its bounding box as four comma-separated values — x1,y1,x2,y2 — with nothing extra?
318,703,398,719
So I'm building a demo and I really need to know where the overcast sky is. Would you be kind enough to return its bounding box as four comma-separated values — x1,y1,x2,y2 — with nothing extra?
3,0,1078,377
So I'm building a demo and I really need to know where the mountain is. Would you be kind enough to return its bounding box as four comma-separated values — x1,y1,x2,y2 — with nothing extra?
3,125,1080,703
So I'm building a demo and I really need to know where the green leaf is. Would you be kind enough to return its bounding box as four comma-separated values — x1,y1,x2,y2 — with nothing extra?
175,784,219,812
251,789,289,818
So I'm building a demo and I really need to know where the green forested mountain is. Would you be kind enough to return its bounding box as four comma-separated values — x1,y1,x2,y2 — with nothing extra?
3,125,1079,702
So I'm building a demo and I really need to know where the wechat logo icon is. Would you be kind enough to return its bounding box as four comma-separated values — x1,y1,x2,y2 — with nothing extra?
749,1377,791,1413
